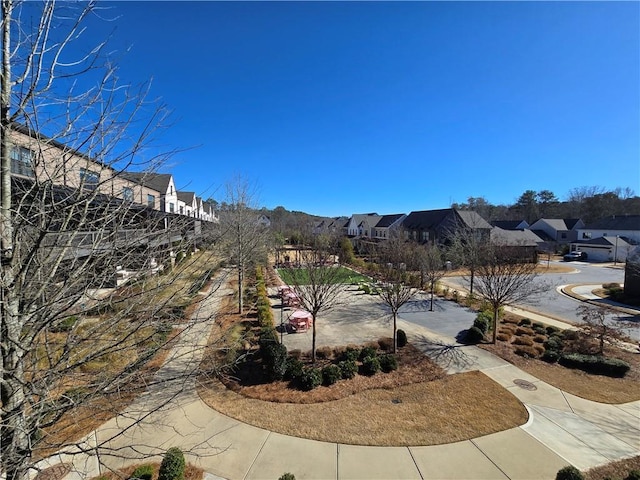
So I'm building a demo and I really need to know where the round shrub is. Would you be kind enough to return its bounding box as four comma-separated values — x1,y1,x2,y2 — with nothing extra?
321,364,342,386
379,354,398,373
279,474,296,480
338,360,358,379
542,350,561,363
298,367,322,391
562,330,579,341
263,343,288,381
533,335,546,343
129,464,154,480
626,470,640,480
359,346,377,361
474,311,492,333
518,318,532,326
514,345,539,358
342,346,361,362
515,326,535,336
496,333,512,342
361,355,380,376
158,447,185,480
513,336,534,347
316,346,333,359
544,335,564,352
396,329,408,348
555,465,584,480
465,326,484,344
377,337,394,351
546,325,560,336
284,357,304,381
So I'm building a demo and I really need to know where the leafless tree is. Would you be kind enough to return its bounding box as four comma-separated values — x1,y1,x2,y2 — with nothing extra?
284,244,345,364
414,243,446,311
0,3,225,479
446,215,491,296
217,176,269,313
378,238,417,353
472,244,548,343
577,304,620,355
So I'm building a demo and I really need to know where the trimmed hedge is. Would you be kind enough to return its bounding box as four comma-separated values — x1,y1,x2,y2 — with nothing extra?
361,355,381,376
359,346,377,361
396,329,407,348
129,465,154,480
322,364,342,386
379,354,398,373
284,357,304,380
559,354,630,377
338,360,358,379
298,367,322,391
555,465,584,480
465,326,484,344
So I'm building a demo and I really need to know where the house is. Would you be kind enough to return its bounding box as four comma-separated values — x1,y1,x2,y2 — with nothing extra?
345,213,382,238
177,191,197,217
491,220,529,230
577,215,640,245
313,216,349,236
569,236,633,263
624,247,640,298
372,214,407,240
257,214,271,228
528,218,584,248
122,172,178,214
402,208,492,245
490,227,541,263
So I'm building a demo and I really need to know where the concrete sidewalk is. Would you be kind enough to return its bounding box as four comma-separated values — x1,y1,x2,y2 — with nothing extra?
47,273,639,480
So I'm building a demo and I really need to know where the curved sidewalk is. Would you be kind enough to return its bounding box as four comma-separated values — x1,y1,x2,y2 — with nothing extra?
49,275,640,480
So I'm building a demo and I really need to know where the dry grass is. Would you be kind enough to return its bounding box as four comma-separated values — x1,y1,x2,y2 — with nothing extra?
584,455,640,480
198,370,528,446
89,462,204,480
482,341,640,404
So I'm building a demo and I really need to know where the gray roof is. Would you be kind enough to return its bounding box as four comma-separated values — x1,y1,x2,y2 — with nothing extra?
403,208,491,231
121,172,172,194
585,215,640,231
375,213,405,228
577,236,631,248
491,220,528,230
177,191,195,204
491,227,541,247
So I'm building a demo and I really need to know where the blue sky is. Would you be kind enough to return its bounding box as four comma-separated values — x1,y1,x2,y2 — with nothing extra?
81,1,638,217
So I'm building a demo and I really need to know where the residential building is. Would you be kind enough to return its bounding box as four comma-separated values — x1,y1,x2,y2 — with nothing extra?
402,208,492,245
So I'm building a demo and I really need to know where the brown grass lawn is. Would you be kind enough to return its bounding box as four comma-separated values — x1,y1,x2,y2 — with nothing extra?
584,455,640,480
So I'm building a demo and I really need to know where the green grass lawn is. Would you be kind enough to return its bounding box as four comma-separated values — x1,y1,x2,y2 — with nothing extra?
277,266,371,285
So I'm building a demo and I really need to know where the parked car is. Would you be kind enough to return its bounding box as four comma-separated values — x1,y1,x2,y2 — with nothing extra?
564,251,587,261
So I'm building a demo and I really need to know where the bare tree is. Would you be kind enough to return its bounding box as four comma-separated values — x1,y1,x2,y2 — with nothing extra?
284,244,344,364
473,244,548,343
378,238,417,352
414,243,446,311
577,304,619,355
0,3,225,479
218,176,269,313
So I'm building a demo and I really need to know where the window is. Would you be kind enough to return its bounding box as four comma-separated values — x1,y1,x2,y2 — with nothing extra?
10,146,35,177
582,232,592,239
561,232,567,239
122,187,134,202
147,194,155,208
79,168,99,190
169,202,175,213
179,205,184,215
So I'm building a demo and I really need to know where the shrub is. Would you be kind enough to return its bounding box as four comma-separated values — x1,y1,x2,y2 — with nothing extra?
263,343,288,381
396,329,408,348
533,334,546,343
342,346,361,362
379,354,398,373
465,326,484,344
473,316,489,334
129,465,154,480
279,474,296,480
559,354,630,377
513,336,534,346
158,447,185,480
563,330,579,341
50,315,78,333
515,326,535,336
298,367,322,391
359,346,377,361
544,335,564,352
518,318,532,326
288,349,302,359
533,344,545,355
626,470,640,480
321,364,342,386
514,345,539,358
532,321,544,330
496,333,512,342
284,357,304,381
546,325,560,336
378,337,394,351
542,350,561,363
338,360,358,379
555,465,584,480
361,355,381,376
316,346,333,359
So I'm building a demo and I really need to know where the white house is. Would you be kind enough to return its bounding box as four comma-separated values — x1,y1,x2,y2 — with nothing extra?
345,213,382,238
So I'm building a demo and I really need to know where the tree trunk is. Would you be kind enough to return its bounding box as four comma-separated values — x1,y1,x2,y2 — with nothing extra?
429,284,434,311
311,313,317,364
492,308,498,344
392,311,397,353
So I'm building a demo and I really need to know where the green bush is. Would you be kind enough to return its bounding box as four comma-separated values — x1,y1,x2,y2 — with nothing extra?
359,346,377,361
342,347,360,362
559,354,630,377
158,447,185,480
50,315,78,333
298,367,322,391
465,326,484,344
284,357,304,380
396,329,407,348
562,330,579,341
626,470,640,480
555,465,584,480
379,354,398,373
544,335,564,352
519,318,532,326
361,355,380,376
322,364,342,386
263,343,288,381
474,311,492,333
129,464,154,480
541,350,561,363
546,325,560,336
279,474,296,480
338,360,358,379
